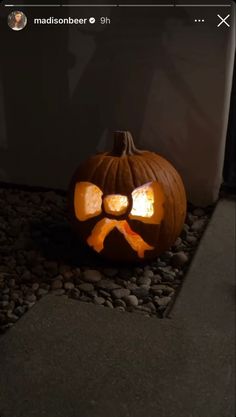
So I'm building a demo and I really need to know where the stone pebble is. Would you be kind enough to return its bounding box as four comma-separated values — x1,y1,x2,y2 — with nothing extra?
82,269,103,283
191,219,206,232
51,278,63,290
112,288,131,299
78,283,94,293
96,280,121,291
131,287,150,299
154,296,172,307
114,299,126,308
137,276,151,286
171,252,188,268
123,295,139,307
64,282,75,290
151,285,175,295
94,297,105,305
104,300,114,309
115,306,126,312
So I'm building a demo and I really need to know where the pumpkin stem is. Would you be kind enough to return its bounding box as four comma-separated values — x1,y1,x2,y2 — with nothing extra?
111,131,144,156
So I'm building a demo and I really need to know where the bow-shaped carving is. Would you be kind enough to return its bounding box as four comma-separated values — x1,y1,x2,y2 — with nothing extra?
74,181,165,258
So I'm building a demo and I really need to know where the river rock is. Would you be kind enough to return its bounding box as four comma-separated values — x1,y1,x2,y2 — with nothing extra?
78,283,94,293
64,282,75,290
94,296,105,305
171,252,188,268
96,280,120,291
131,287,149,299
154,296,172,307
51,278,63,290
82,269,103,283
114,299,126,308
123,295,139,307
137,276,151,286
112,288,131,299
191,219,206,232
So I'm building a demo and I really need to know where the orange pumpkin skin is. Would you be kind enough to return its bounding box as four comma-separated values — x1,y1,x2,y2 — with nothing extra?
68,131,187,263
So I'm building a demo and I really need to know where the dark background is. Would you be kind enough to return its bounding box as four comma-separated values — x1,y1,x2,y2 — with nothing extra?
0,1,235,203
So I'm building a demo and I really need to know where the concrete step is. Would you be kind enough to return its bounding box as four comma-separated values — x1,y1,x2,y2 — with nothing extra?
0,199,235,417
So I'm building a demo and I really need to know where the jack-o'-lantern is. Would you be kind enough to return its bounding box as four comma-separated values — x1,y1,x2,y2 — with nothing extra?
68,131,186,263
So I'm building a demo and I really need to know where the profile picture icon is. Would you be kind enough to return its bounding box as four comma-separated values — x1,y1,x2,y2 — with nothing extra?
8,11,27,31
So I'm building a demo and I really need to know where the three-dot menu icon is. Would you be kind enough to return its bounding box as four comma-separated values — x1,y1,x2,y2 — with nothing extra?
194,18,205,24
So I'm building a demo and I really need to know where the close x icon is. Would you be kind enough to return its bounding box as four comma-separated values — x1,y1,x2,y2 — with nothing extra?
217,14,230,27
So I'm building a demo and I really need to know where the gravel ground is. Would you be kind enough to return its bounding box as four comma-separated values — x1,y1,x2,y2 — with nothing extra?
0,186,214,333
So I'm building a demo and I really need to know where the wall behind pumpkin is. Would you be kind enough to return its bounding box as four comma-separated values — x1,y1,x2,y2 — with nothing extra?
0,2,235,206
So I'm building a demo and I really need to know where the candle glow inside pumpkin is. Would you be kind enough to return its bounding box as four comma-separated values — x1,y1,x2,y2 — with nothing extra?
73,181,165,258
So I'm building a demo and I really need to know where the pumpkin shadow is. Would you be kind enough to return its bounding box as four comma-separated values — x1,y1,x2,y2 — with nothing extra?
65,6,191,163
30,218,100,267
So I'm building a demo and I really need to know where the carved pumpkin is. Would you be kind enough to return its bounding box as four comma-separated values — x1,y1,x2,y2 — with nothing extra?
68,131,186,263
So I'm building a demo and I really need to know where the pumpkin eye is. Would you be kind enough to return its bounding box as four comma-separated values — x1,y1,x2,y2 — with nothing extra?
74,181,103,221
103,194,129,216
129,181,165,224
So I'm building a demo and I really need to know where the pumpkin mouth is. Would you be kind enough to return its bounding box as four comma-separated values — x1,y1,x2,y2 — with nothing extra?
87,218,154,259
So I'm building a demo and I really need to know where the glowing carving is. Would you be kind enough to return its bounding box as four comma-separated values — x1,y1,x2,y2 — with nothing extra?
74,181,103,221
74,181,165,258
87,219,154,258
129,182,165,224
103,194,129,216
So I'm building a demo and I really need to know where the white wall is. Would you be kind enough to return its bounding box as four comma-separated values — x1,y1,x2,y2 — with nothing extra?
0,3,235,206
